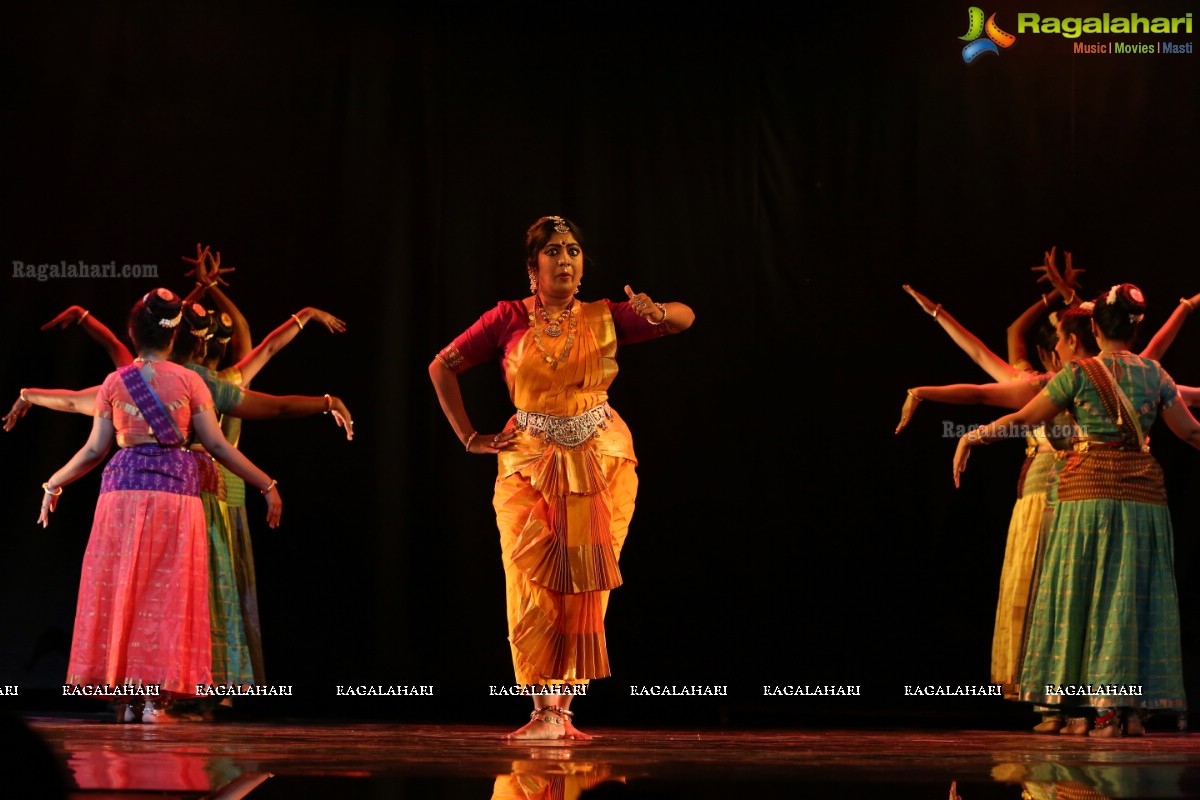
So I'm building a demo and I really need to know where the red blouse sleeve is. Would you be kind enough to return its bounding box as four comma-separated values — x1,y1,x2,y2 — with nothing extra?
94,373,117,420
435,301,524,373
609,298,668,345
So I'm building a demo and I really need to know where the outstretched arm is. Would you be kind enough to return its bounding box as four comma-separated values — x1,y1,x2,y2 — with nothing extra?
897,377,1044,434
623,286,695,333
41,306,134,368
1178,386,1200,408
902,285,1020,383
1140,293,1200,362
192,408,282,528
232,307,347,385
952,392,1064,487
229,389,353,439
4,386,101,431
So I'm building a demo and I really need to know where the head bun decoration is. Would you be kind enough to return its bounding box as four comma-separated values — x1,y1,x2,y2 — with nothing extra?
182,302,212,338
1105,283,1146,324
1093,283,1147,340
212,311,235,344
142,288,184,328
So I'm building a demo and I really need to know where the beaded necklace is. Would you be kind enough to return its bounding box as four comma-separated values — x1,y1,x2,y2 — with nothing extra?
536,295,572,337
528,299,578,369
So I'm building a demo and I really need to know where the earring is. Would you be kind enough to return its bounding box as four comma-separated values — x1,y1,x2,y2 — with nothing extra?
528,273,538,294
574,282,580,295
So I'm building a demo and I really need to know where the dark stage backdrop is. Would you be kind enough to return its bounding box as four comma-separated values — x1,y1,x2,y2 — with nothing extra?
2,1,1197,728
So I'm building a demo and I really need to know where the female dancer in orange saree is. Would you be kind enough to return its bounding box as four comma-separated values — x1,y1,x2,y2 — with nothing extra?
429,215,694,739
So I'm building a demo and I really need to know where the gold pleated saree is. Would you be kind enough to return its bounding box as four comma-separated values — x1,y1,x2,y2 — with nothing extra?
494,301,637,685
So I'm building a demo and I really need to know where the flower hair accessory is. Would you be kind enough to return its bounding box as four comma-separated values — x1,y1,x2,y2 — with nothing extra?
548,215,570,234
1129,287,1145,304
1079,301,1095,312
1106,285,1120,305
1048,311,1059,326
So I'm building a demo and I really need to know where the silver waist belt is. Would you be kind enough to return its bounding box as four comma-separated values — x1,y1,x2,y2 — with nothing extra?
516,403,611,449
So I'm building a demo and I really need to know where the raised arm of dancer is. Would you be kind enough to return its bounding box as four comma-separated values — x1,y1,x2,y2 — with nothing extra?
231,307,347,386
1030,246,1083,309
181,242,238,306
191,408,282,527
428,358,507,453
896,377,1044,434
189,247,255,363
3,386,101,431
902,285,1020,383
41,306,134,368
230,389,353,439
1012,247,1085,369
1140,293,1200,362
1006,291,1062,372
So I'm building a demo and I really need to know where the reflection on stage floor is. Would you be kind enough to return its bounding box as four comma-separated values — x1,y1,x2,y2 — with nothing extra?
11,714,1200,799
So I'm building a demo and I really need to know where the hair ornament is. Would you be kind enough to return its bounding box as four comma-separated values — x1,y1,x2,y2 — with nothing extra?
1078,301,1095,312
548,215,570,234
186,303,210,337
1129,287,1145,304
141,288,184,328
1048,311,1060,327
1106,286,1120,305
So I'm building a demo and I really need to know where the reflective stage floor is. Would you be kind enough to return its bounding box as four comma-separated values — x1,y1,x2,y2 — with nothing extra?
12,714,1200,799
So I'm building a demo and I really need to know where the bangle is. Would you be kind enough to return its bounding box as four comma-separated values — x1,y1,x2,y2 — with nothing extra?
291,313,305,331
465,431,478,451
260,479,278,494
907,389,922,402
1041,294,1049,308
1064,290,1077,305
647,302,668,325
78,309,90,324
42,482,63,496
1181,297,1195,313
19,390,30,405
322,394,332,414
932,303,942,320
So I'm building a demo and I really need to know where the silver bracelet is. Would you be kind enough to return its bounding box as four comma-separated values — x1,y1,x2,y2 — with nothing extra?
647,302,667,325
464,431,478,451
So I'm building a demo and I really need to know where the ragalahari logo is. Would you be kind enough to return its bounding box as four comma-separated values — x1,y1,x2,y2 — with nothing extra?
960,7,1017,63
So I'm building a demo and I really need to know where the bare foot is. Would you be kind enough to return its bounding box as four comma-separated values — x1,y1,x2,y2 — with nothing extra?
141,701,180,724
1058,717,1089,736
502,719,566,740
562,720,592,740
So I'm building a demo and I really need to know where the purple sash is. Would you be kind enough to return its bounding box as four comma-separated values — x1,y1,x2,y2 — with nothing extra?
99,364,198,496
